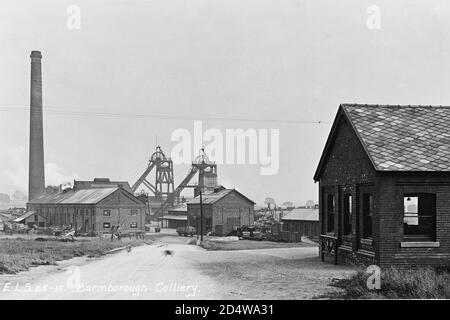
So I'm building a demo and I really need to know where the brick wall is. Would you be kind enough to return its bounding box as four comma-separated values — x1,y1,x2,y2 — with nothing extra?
318,116,378,263
376,175,450,267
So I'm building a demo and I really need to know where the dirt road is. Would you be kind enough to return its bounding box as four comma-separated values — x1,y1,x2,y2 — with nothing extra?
0,233,355,299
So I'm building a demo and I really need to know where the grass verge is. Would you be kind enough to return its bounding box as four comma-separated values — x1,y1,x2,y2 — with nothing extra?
200,239,316,251
325,267,450,299
197,256,354,299
0,237,151,274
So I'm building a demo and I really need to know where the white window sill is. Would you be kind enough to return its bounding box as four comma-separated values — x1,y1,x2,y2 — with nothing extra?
400,241,440,248
360,238,373,246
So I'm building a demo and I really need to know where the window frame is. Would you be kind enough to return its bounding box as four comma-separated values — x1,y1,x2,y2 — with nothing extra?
403,193,436,241
326,194,335,233
362,193,373,239
343,194,352,236
103,209,111,216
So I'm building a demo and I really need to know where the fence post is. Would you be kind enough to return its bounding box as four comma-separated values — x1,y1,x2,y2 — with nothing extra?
320,236,324,261
334,240,338,265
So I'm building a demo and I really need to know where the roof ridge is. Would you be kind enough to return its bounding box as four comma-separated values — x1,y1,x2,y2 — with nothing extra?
341,103,450,108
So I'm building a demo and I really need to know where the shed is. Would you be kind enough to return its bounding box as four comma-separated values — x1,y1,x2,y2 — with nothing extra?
13,211,46,227
282,208,319,240
159,203,188,228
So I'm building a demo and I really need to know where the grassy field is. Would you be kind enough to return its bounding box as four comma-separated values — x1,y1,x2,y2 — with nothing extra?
0,236,151,274
325,267,450,299
200,239,316,251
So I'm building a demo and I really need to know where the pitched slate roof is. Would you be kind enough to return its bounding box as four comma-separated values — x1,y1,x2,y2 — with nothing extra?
344,104,450,171
315,104,450,180
282,208,319,221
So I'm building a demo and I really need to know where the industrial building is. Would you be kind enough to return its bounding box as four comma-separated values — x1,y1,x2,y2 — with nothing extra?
27,183,146,234
187,187,255,236
282,208,319,241
158,203,188,228
314,104,450,267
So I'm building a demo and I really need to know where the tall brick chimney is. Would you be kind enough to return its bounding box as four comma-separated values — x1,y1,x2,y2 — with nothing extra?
28,50,45,200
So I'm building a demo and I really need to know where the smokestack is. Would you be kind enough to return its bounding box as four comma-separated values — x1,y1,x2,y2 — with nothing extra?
28,50,45,200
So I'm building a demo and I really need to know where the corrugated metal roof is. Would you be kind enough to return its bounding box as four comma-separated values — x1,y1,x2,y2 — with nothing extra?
343,104,450,171
282,208,319,221
159,215,187,221
187,188,255,205
167,203,188,212
188,189,234,204
28,188,118,205
13,211,37,222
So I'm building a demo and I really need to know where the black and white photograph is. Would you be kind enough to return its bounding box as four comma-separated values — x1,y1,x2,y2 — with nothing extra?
1,0,450,310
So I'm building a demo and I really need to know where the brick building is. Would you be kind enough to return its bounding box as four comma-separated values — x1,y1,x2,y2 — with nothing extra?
187,187,255,236
27,183,146,234
314,104,450,267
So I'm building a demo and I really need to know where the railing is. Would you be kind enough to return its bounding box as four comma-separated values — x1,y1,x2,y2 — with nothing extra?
320,234,339,265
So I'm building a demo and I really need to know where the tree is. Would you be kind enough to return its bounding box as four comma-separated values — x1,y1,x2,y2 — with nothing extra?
282,201,294,209
305,200,315,208
264,197,276,211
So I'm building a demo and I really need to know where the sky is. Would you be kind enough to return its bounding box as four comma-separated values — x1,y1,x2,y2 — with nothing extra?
1,0,450,206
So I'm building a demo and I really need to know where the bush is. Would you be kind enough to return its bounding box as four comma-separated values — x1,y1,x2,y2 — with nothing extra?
329,267,450,299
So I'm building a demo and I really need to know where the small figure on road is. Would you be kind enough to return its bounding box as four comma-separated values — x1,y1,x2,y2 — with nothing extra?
116,225,121,240
162,249,174,257
111,225,115,242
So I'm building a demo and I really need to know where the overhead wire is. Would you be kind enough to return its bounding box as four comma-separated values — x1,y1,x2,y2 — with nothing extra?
0,105,331,125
